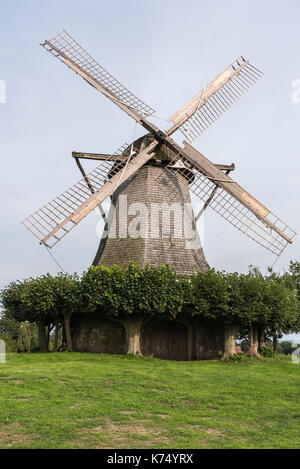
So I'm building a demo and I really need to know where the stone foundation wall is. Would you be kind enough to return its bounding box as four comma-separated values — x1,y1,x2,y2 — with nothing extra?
72,313,233,360
72,314,127,354
192,319,225,360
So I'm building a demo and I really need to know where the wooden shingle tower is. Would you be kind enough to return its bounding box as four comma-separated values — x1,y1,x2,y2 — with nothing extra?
92,135,209,275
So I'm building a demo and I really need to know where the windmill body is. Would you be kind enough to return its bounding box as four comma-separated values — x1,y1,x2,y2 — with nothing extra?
22,31,296,359
93,135,208,275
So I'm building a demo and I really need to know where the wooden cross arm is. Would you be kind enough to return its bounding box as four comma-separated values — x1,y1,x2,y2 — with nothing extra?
215,163,235,172
72,152,235,172
72,151,122,161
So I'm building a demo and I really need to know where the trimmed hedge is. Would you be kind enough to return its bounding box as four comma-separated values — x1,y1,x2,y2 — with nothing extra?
1,262,300,341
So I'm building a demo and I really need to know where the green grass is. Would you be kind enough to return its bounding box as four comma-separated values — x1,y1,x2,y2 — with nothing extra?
0,353,299,449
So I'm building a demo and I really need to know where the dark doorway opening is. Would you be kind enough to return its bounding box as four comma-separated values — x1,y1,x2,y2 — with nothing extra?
141,319,188,361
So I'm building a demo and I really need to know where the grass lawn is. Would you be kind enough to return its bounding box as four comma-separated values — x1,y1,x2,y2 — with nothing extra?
0,353,299,449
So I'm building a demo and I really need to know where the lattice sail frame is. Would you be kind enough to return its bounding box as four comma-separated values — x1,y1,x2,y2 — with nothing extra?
167,57,264,143
22,143,138,247
166,151,296,257
22,30,296,257
41,30,155,118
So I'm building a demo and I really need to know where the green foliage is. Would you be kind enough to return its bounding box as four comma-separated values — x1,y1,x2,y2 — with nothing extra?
1,280,30,322
0,315,21,339
259,346,276,358
1,262,300,344
228,270,268,325
1,273,82,325
228,352,245,362
80,265,113,313
264,276,300,335
26,275,55,314
81,262,185,319
15,322,39,353
190,269,230,320
52,273,82,318
17,322,32,353
189,267,300,334
0,333,16,352
286,260,300,294
278,341,299,356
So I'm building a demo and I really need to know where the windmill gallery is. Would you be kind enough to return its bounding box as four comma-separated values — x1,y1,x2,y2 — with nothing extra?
22,30,296,360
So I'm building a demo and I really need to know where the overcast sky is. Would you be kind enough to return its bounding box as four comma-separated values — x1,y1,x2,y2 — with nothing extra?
1,0,300,299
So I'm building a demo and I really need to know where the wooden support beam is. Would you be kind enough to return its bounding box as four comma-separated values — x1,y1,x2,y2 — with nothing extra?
38,140,158,245
215,163,235,172
195,168,232,221
73,152,236,172
74,157,108,224
72,151,122,161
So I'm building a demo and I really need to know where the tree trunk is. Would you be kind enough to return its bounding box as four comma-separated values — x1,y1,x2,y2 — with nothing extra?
273,335,278,353
64,314,72,352
258,326,265,349
28,327,32,353
53,320,60,352
47,324,55,351
61,323,67,351
47,325,51,351
222,324,238,359
246,325,261,358
38,319,48,353
121,317,143,355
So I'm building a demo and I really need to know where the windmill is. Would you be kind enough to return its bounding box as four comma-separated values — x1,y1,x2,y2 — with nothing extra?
22,30,296,276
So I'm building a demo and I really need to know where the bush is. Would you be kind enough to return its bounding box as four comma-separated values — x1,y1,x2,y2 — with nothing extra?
0,334,17,352
259,346,276,358
228,353,246,362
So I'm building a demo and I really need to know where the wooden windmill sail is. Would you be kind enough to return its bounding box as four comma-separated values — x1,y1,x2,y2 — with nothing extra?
22,30,296,270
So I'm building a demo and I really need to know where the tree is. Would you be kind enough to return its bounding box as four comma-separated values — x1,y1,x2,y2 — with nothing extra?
190,269,237,358
17,322,32,353
81,263,186,354
20,275,58,352
1,280,30,323
279,341,299,356
190,269,230,320
0,315,21,340
52,273,82,352
264,273,300,351
229,269,271,357
1,261,300,359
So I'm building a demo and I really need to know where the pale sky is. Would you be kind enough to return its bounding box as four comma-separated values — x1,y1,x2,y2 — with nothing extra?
1,0,300,295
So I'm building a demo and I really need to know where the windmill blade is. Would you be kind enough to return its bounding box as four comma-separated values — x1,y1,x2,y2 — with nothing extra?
41,30,155,120
22,141,158,247
166,57,263,143
165,140,296,256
